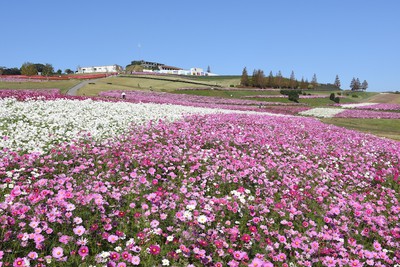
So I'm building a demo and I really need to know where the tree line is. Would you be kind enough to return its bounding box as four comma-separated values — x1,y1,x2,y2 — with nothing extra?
350,77,368,91
240,67,320,90
240,67,368,91
0,63,74,76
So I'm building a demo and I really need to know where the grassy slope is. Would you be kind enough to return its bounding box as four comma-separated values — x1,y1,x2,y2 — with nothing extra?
321,118,400,141
77,76,218,96
0,80,81,94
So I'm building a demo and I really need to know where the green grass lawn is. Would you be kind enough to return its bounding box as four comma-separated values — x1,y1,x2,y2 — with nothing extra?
321,118,400,141
0,80,82,94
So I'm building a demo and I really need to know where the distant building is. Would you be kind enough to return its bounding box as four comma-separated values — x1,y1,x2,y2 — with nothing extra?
77,64,123,74
130,59,218,76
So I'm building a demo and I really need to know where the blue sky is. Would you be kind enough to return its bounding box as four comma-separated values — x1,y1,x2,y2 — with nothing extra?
1,0,399,92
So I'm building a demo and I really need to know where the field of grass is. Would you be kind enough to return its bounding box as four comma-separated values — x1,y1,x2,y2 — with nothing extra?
321,118,400,141
0,80,81,94
77,76,218,96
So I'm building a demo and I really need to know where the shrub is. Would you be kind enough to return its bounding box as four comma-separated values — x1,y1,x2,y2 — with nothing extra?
352,94,358,98
334,96,340,103
230,84,235,87
337,92,342,96
329,93,335,101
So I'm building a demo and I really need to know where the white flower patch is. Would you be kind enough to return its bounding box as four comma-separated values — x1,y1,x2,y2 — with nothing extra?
0,98,284,154
340,103,378,109
299,108,344,118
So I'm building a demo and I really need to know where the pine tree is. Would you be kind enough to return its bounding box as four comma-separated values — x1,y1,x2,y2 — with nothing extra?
290,71,296,89
311,74,318,89
252,69,265,88
361,80,368,91
334,75,341,89
267,71,274,88
240,67,249,87
207,66,211,73
276,71,283,88
356,78,361,91
350,78,356,91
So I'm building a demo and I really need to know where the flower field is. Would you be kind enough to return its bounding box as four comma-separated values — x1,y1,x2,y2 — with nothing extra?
338,103,400,112
0,91,400,267
99,90,310,115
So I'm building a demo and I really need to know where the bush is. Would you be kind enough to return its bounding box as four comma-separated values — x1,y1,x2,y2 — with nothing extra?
337,92,341,96
334,96,340,103
352,94,358,98
230,84,235,87
329,93,335,101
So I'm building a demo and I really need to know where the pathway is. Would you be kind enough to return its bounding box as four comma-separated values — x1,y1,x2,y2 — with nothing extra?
66,79,102,96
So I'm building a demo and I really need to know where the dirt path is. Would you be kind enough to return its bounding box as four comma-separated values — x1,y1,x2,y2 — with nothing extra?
366,93,400,104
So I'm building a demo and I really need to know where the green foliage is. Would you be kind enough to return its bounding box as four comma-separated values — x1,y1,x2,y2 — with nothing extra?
65,69,74,74
1,67,21,75
352,94,359,98
42,63,54,76
334,96,340,103
20,62,38,76
280,89,301,103
329,93,335,101
240,67,249,87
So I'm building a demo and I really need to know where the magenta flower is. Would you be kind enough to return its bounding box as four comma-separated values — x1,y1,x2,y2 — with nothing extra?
149,245,161,255
78,246,89,258
13,258,27,267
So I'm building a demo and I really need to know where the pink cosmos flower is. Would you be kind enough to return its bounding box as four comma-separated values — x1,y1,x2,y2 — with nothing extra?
52,246,64,259
373,241,382,251
13,258,27,267
107,234,119,243
78,246,89,258
233,251,243,260
277,253,286,262
349,259,363,267
131,255,140,265
59,235,70,244
27,251,38,259
73,225,85,236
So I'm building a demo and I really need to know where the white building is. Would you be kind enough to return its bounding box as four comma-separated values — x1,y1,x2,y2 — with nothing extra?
77,65,123,74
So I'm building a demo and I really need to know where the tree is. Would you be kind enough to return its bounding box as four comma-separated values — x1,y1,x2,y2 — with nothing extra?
350,77,361,91
240,67,249,87
311,73,318,89
361,80,368,91
20,62,38,76
252,69,265,88
42,63,54,76
267,71,274,88
289,70,296,89
65,69,74,74
207,66,211,73
2,67,21,75
276,71,283,88
334,75,341,89
56,69,62,75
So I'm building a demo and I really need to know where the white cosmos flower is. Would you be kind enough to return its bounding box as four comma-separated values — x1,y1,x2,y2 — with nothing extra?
197,215,208,224
299,108,344,118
